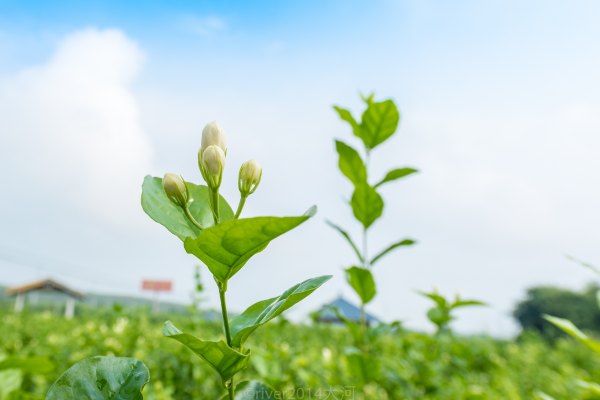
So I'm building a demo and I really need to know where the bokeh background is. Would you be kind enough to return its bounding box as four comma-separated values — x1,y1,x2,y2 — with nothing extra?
1,0,599,336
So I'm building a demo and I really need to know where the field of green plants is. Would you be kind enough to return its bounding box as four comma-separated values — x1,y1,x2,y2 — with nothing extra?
2,306,600,400
2,96,599,400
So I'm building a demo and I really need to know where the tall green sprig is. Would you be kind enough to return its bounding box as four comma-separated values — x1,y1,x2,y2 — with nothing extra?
142,121,331,399
329,94,418,332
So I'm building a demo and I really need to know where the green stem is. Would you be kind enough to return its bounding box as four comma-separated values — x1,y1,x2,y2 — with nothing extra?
184,205,204,230
218,282,234,399
234,195,247,219
210,188,220,224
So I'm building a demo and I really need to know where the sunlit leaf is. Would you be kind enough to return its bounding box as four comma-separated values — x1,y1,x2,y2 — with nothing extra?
360,99,399,149
544,315,600,355
163,321,249,382
141,176,234,241
333,106,362,140
370,239,416,265
0,356,54,374
325,220,363,262
184,207,316,282
46,356,149,400
374,167,418,188
345,267,376,304
351,184,383,229
230,275,332,347
335,140,366,185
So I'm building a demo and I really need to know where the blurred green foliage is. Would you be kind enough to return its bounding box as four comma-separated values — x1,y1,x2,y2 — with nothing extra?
1,306,600,399
514,284,600,339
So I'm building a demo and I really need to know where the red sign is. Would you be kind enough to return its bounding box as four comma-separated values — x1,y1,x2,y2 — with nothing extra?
142,280,172,292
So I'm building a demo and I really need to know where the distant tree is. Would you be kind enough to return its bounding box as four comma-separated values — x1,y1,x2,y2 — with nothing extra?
513,283,600,338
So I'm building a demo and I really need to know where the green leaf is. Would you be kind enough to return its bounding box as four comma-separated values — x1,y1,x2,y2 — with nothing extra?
374,167,418,188
544,315,600,355
230,275,332,347
577,380,600,395
0,356,54,373
163,321,249,382
46,356,149,400
420,291,447,308
360,99,400,149
370,239,416,266
452,299,486,309
345,267,376,304
333,106,362,140
141,176,234,241
325,220,363,263
351,184,383,229
184,207,316,282
224,381,275,400
335,140,366,185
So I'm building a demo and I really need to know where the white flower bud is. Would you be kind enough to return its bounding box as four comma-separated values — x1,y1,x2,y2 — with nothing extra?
238,159,262,196
201,121,227,154
201,145,226,189
163,173,188,207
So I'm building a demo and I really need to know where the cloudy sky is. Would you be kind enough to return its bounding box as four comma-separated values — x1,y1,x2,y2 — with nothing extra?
1,0,599,335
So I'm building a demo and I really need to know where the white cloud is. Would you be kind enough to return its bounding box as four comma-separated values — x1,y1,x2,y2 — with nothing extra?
0,28,152,225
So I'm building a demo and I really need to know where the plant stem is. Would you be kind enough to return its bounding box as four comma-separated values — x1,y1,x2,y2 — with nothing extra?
210,188,220,224
184,205,204,230
218,283,234,399
234,195,247,219
218,286,233,347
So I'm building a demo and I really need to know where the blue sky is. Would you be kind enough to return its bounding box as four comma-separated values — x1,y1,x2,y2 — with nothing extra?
1,1,600,335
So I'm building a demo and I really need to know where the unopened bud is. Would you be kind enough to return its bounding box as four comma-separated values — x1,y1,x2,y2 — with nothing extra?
201,121,227,154
163,173,188,207
238,160,262,196
201,145,226,189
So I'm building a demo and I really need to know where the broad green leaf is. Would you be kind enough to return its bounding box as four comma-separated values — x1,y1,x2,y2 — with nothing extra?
325,220,363,263
335,140,366,185
345,267,376,304
0,356,54,373
370,239,416,265
230,275,332,347
184,207,316,282
374,167,418,188
360,99,400,149
141,176,234,241
544,315,600,355
163,321,249,382
333,106,362,140
46,356,149,400
220,381,275,400
351,184,383,229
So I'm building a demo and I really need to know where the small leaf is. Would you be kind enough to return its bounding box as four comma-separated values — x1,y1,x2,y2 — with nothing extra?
374,167,418,188
360,99,400,149
163,321,249,382
325,220,363,263
230,275,332,347
351,184,383,229
46,356,149,400
333,106,363,140
141,176,234,241
229,381,275,400
335,140,367,185
370,239,415,266
345,267,376,304
420,291,447,308
184,208,316,282
544,315,600,355
452,299,486,309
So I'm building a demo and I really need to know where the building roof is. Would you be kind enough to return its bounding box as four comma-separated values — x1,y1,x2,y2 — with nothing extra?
6,278,84,299
316,296,380,323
